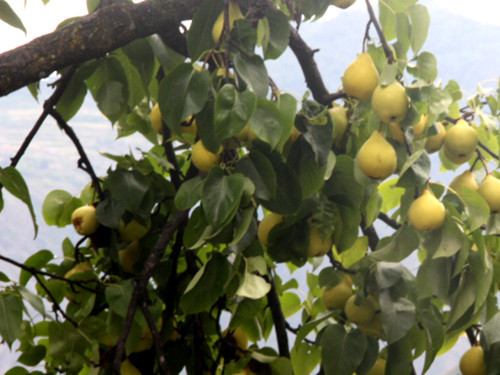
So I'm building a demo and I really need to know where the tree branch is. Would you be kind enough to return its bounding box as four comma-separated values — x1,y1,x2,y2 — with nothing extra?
364,0,395,64
267,269,290,358
0,0,202,97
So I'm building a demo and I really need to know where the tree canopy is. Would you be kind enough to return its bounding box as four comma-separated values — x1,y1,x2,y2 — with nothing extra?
0,0,499,374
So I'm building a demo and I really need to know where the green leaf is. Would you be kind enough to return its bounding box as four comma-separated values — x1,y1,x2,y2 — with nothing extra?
121,38,155,97
457,186,490,231
481,311,500,347
105,280,134,319
233,52,269,98
379,178,405,213
0,0,26,33
408,4,430,54
263,8,290,60
397,149,431,187
249,99,282,149
380,291,416,344
42,190,82,227
158,63,210,134
180,253,230,314
229,206,256,247
408,51,437,81
202,168,245,230
19,250,54,287
321,325,367,375
291,342,321,375
174,176,204,210
0,293,23,346
187,0,223,59
371,225,419,262
276,94,298,151
235,150,277,201
106,168,151,215
0,166,38,236
17,344,46,366
183,206,214,249
55,71,87,121
446,268,476,333
48,321,88,367
429,87,453,117
16,286,46,317
236,272,271,299
324,155,364,209
395,13,410,54
214,85,256,140
420,307,444,373
430,215,466,258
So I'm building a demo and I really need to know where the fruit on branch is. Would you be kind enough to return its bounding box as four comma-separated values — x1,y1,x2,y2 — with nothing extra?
443,119,478,165
371,81,409,123
119,219,151,242
64,261,93,279
212,0,244,43
413,113,428,139
358,313,384,339
322,275,353,311
223,326,249,357
357,131,397,180
449,170,478,192
179,116,198,138
329,106,348,147
408,188,445,231
459,345,486,375
366,357,387,375
425,121,446,153
150,103,163,134
392,114,427,143
344,294,376,324
478,174,500,213
119,240,140,274
389,121,404,143
257,213,284,246
191,140,223,172
121,359,141,375
331,0,357,9
235,125,259,148
341,53,379,101
307,221,333,257
71,205,99,236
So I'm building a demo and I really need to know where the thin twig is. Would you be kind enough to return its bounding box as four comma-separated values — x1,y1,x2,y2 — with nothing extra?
377,212,401,229
478,141,500,160
364,0,395,64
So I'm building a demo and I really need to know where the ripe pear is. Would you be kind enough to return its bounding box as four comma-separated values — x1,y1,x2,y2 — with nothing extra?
459,345,486,375
389,121,404,143
121,359,141,375
425,121,446,153
413,114,428,139
367,357,387,375
331,0,357,9
408,188,445,231
119,219,151,242
329,106,349,147
341,53,379,101
357,131,397,180
64,261,92,279
443,119,478,165
371,81,409,123
478,174,500,212
212,1,244,43
71,205,99,236
191,140,223,172
449,170,478,192
344,294,376,324
322,276,353,311
150,103,163,134
307,224,333,257
257,213,284,246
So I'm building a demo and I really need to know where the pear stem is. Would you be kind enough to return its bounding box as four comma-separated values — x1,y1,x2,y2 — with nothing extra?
476,148,491,175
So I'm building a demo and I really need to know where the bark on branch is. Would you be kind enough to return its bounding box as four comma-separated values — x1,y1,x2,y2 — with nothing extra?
0,0,202,97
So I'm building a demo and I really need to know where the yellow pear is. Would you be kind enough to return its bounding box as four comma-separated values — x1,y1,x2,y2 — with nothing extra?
329,106,349,147
425,121,446,153
443,119,478,165
307,224,333,257
478,174,500,212
449,170,478,192
344,295,376,325
121,359,141,375
413,113,428,139
357,131,397,180
341,53,379,101
150,103,163,134
389,121,404,143
322,276,353,311
212,1,244,43
408,188,445,231
119,219,151,242
64,261,92,279
119,241,141,274
191,140,223,172
459,345,486,375
71,205,99,236
257,213,284,246
331,0,357,9
367,357,387,375
178,116,198,138
371,81,409,123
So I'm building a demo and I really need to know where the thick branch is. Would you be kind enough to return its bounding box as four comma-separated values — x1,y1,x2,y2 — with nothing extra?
0,0,201,97
267,270,290,358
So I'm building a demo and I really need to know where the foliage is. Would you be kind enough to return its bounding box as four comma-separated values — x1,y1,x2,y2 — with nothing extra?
0,0,500,374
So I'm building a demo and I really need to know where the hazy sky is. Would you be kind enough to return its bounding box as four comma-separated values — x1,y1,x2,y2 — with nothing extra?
0,0,499,53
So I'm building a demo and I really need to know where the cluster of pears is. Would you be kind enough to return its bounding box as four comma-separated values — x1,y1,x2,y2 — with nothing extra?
322,275,384,339
257,213,333,257
459,345,487,375
450,170,500,213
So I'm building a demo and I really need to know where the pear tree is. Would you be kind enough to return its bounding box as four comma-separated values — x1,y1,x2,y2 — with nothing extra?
0,0,500,374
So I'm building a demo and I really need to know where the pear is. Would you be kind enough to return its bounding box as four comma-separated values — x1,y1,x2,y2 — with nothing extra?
322,276,353,311
257,213,284,246
341,53,379,101
449,170,478,192
191,140,223,172
366,357,387,375
413,114,428,139
371,82,409,123
329,106,348,147
344,295,375,324
443,119,478,165
389,121,404,143
459,345,486,375
478,174,500,212
357,131,397,180
212,1,244,43
425,122,446,153
408,188,445,231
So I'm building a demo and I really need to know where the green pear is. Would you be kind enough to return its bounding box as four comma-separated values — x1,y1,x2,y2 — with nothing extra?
478,174,500,212
371,81,409,123
425,122,446,153
344,295,375,324
212,1,244,43
342,53,379,101
408,188,445,231
357,131,397,180
443,119,478,165
449,170,478,192
329,106,348,147
322,276,353,311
